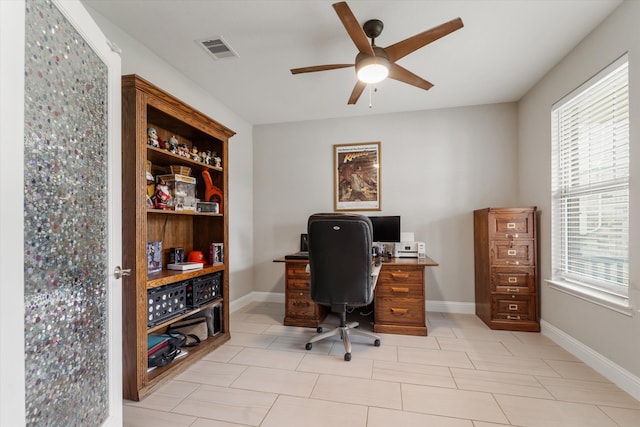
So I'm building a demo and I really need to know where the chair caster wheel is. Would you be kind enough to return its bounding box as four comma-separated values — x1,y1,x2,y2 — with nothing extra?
374,339,381,347
316,327,323,333
344,353,351,361
305,343,312,351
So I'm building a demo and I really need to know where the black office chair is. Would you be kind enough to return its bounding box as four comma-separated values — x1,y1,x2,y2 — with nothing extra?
304,213,381,361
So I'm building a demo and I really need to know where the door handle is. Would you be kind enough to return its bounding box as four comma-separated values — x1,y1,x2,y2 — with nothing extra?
113,266,131,279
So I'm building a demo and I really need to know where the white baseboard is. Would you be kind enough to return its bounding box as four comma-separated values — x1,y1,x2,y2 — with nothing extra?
541,319,640,401
427,300,476,314
230,291,284,312
231,293,474,314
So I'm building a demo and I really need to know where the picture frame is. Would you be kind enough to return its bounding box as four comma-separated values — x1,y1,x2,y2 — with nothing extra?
334,141,381,211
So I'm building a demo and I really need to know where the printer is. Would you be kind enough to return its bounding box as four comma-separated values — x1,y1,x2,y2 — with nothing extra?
394,241,426,258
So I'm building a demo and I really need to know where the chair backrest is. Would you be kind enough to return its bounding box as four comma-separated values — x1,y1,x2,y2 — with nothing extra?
307,213,373,308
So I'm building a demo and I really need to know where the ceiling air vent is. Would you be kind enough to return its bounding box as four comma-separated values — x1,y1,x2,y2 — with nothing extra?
196,36,238,60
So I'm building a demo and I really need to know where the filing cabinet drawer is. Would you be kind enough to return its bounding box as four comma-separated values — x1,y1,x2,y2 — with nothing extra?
491,267,535,294
491,240,535,266
375,297,425,326
489,211,535,240
492,294,536,321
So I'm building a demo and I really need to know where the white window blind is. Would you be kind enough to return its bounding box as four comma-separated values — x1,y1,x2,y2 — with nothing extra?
551,55,629,297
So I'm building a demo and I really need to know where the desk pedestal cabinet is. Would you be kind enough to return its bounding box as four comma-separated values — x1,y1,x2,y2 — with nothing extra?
473,207,539,332
283,260,329,328
279,257,438,336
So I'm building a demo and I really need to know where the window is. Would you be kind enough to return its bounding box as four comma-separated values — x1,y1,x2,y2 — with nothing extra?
550,55,629,307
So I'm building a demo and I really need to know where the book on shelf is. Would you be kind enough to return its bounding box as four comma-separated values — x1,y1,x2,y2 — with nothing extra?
167,262,204,271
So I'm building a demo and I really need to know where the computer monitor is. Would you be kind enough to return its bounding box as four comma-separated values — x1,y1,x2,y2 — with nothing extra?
368,215,401,243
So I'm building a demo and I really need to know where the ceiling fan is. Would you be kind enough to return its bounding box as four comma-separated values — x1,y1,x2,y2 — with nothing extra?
291,1,464,105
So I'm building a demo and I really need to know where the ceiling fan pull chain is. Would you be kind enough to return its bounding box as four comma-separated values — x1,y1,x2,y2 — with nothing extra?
369,85,373,108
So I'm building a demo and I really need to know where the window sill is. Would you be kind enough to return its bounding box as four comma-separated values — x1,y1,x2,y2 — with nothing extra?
545,279,633,316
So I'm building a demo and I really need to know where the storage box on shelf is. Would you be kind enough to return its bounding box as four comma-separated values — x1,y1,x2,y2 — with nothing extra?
121,74,235,401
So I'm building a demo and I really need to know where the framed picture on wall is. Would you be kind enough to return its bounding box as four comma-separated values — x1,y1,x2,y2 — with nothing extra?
334,141,381,211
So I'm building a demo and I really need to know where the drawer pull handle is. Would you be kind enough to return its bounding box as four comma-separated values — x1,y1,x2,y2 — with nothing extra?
506,261,520,265
507,223,516,229
508,277,518,283
505,233,519,239
391,287,409,293
507,315,521,320
508,304,518,311
507,249,517,256
507,288,520,293
391,308,408,315
390,273,410,279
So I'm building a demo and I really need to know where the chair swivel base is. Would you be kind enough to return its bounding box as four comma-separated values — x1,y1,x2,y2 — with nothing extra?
305,321,381,361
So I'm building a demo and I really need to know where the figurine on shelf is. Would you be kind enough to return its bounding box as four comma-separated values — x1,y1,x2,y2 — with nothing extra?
190,146,201,162
147,127,160,147
213,152,222,168
153,178,172,209
168,136,179,154
178,143,190,158
200,150,212,165
145,171,155,208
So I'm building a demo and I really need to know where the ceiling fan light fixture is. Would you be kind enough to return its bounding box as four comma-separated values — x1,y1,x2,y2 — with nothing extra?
356,56,390,84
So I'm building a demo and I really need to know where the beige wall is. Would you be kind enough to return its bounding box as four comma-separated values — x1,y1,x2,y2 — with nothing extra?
518,0,639,378
253,104,519,307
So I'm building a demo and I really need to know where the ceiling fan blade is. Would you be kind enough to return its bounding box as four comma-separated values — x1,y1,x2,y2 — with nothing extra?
388,63,433,91
385,17,464,62
291,64,353,74
348,80,367,104
333,2,375,56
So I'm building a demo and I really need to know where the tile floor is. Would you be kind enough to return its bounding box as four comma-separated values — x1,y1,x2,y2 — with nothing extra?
124,302,640,427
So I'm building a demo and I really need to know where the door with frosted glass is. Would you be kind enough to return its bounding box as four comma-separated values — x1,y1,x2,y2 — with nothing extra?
22,0,122,425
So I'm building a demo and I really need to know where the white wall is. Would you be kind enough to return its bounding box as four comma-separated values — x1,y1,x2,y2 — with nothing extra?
253,103,519,307
0,1,26,425
519,0,639,379
85,7,256,301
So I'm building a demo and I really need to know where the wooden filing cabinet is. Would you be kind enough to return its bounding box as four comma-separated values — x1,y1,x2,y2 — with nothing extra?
282,260,329,328
473,207,540,332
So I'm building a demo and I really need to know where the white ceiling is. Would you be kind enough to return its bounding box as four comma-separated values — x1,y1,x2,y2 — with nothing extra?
83,0,622,125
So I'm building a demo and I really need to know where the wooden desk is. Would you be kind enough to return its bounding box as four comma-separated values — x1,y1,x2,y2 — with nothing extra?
274,256,438,336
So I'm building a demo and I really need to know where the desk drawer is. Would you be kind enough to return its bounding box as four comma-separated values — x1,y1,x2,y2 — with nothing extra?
375,280,423,298
375,297,424,326
286,277,310,291
286,263,309,278
286,288,317,318
378,268,423,284
492,294,536,321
